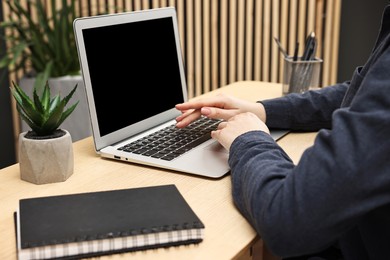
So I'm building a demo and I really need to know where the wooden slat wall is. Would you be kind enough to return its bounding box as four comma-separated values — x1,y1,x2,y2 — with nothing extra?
174,0,341,98
134,0,340,98
2,0,341,134
3,0,341,97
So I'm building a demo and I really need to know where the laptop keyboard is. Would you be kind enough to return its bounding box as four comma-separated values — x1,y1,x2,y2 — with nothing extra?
117,117,222,161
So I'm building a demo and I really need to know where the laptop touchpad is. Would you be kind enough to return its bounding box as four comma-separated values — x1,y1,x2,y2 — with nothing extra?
205,142,228,153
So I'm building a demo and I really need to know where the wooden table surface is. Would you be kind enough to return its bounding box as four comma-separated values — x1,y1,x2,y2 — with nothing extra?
0,81,317,260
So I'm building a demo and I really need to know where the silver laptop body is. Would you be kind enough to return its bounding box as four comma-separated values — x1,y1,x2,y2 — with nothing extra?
74,7,287,179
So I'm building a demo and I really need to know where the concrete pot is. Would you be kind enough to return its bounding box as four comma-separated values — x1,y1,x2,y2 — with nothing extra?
18,130,74,184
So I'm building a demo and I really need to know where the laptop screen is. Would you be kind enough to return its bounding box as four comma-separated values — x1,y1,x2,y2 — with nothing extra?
82,17,184,137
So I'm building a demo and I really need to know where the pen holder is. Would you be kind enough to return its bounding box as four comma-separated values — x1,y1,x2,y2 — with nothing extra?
283,57,323,95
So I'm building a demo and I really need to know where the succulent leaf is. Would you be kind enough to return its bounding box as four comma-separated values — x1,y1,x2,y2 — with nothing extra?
10,81,78,136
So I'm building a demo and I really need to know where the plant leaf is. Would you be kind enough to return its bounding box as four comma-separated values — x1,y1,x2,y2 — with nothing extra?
58,101,79,126
10,81,43,126
44,98,66,132
34,62,53,94
62,84,78,106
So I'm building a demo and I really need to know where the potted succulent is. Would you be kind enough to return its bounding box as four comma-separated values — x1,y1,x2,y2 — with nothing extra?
10,67,79,184
0,0,91,142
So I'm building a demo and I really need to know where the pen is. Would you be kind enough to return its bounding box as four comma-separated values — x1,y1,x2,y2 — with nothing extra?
273,37,288,58
293,42,299,61
302,32,316,60
309,35,317,60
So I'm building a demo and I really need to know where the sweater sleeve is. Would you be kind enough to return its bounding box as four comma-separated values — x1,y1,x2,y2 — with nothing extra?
260,82,349,131
230,49,390,257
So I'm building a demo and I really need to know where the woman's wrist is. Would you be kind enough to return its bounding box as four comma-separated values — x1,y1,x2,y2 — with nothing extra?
255,101,267,123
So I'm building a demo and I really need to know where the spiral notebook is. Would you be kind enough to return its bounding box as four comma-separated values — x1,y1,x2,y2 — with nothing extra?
15,185,204,260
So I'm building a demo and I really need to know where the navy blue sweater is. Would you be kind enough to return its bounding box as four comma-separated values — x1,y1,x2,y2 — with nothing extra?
229,5,390,259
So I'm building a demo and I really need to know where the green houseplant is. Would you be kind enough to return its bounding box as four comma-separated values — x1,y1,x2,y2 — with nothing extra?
0,0,91,142
0,0,79,81
10,68,79,185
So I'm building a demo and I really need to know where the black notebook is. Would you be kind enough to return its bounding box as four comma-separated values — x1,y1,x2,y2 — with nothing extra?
15,184,204,260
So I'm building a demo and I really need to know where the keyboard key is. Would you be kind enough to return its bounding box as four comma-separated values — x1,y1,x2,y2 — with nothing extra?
118,117,222,160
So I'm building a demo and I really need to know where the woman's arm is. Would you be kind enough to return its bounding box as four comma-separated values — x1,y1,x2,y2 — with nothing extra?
261,82,349,131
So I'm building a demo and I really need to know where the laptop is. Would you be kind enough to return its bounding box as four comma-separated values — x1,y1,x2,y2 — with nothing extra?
73,7,288,178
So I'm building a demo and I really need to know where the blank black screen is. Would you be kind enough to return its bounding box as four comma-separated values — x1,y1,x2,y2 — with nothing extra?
82,17,184,137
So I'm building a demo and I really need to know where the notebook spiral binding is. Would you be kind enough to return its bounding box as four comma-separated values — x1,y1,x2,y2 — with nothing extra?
23,223,204,260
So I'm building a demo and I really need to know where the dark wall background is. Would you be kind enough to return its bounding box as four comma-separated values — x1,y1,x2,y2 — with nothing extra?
337,0,389,82
0,69,16,169
0,3,16,169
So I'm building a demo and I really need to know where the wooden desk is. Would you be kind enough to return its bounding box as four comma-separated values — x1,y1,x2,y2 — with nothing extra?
0,81,317,260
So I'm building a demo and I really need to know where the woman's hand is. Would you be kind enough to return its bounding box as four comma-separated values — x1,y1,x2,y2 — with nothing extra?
175,93,267,128
211,112,270,151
